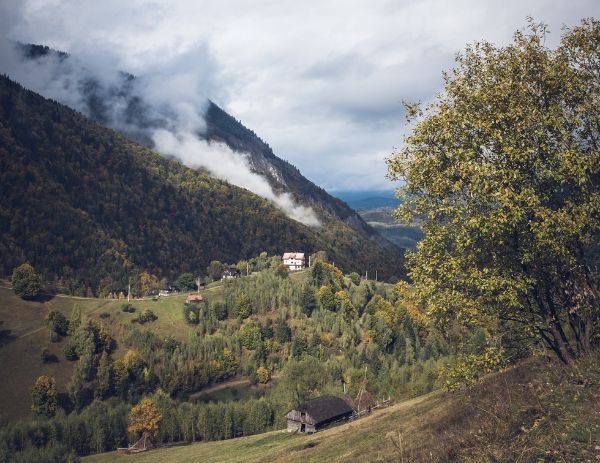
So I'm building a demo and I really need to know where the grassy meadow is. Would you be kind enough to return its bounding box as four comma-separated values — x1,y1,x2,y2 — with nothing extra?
0,282,225,421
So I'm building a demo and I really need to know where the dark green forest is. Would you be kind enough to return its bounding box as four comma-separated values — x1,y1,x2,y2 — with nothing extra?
0,75,404,295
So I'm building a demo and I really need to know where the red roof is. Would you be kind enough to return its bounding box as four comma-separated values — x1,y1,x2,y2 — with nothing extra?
186,294,203,302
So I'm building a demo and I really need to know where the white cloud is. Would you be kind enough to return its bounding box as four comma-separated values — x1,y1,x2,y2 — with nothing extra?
2,0,599,192
153,129,321,226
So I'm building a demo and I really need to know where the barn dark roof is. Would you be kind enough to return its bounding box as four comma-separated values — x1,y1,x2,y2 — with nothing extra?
292,395,354,423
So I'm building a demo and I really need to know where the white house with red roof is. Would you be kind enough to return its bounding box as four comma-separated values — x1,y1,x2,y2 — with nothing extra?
282,252,305,271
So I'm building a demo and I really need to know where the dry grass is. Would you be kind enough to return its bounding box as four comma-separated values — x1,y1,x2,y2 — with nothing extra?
84,354,600,463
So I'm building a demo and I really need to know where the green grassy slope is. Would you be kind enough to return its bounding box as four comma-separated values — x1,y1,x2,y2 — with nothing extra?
83,355,600,463
0,282,226,421
0,270,310,421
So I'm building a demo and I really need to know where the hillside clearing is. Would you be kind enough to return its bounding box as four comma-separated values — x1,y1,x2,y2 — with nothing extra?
0,284,224,421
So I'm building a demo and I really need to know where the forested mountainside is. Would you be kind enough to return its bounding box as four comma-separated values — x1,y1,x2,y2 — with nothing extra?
203,103,383,240
0,75,404,294
17,43,395,248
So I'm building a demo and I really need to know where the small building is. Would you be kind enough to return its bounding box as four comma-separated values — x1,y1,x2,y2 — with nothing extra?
285,395,354,433
159,283,178,297
283,252,305,271
185,293,203,304
221,268,241,280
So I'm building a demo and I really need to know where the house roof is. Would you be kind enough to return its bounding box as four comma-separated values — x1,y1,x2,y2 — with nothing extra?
283,252,305,260
289,395,353,424
186,294,203,302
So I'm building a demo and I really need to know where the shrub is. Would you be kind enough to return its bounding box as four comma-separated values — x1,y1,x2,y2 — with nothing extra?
63,341,79,361
11,263,41,299
121,304,136,313
349,272,361,286
174,273,196,291
46,311,69,336
274,264,288,278
256,366,270,384
210,301,228,321
234,292,252,319
239,323,261,350
134,309,157,324
40,348,58,364
99,312,110,319
183,305,200,325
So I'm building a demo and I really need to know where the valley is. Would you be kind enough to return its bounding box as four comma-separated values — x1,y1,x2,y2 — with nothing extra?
358,207,423,251
0,12,598,463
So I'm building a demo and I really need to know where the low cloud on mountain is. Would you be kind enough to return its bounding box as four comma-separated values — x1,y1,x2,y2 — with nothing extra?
1,0,599,193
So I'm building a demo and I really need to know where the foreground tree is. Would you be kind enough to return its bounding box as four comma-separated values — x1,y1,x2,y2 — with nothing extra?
11,263,41,299
387,19,600,363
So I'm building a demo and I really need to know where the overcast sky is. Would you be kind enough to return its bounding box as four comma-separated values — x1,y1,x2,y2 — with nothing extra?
2,0,599,192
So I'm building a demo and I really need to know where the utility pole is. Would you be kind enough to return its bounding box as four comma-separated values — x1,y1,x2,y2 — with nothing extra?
375,270,378,282
127,283,131,302
247,262,249,276
197,277,200,293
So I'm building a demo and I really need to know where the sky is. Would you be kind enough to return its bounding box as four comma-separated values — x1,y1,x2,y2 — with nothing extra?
1,0,599,193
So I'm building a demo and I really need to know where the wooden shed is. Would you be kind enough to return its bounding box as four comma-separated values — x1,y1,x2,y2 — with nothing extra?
285,395,354,433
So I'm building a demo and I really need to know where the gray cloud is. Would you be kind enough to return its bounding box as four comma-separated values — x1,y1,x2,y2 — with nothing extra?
2,0,600,193
0,10,321,226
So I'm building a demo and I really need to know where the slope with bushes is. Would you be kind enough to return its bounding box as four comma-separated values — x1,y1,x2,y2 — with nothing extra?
82,354,600,463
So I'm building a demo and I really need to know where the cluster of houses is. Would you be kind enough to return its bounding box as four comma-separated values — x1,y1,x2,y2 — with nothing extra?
108,252,307,300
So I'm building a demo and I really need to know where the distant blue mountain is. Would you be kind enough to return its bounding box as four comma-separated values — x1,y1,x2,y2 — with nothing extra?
332,190,400,211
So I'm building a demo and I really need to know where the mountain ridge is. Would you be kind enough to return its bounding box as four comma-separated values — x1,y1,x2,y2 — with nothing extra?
0,74,405,294
15,42,393,250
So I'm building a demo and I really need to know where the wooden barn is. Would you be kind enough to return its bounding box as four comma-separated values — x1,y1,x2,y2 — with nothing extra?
285,395,354,433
